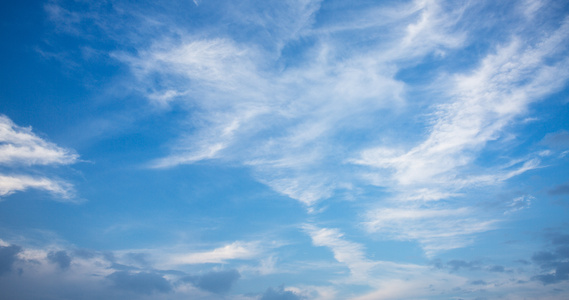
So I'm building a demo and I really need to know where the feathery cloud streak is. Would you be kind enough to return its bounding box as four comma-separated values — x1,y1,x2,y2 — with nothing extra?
103,0,569,252
113,0,472,207
354,17,569,187
354,13,569,253
42,0,569,264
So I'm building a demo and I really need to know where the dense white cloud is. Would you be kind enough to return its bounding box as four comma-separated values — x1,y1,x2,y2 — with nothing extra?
0,115,78,200
0,174,75,200
0,115,77,166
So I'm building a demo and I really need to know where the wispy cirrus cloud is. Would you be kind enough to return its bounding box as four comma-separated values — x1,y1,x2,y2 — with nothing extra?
353,15,569,253
42,0,569,261
354,17,569,188
68,0,569,259
110,0,467,208
0,115,78,200
364,207,497,255
304,225,375,283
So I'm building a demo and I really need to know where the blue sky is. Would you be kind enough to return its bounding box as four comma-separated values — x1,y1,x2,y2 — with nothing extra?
1,0,569,299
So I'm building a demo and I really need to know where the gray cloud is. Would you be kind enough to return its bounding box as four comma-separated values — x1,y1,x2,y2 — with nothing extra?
556,246,569,259
447,260,481,272
436,259,513,275
533,262,569,284
47,250,72,270
125,252,150,267
73,249,96,259
430,259,444,269
532,251,558,264
0,245,22,275
488,265,506,273
515,259,531,265
260,285,303,300
107,271,172,294
548,183,569,196
181,269,240,294
552,234,569,245
110,263,139,271
531,232,569,285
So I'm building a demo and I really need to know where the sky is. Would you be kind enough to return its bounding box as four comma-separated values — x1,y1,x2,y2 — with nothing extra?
1,0,569,299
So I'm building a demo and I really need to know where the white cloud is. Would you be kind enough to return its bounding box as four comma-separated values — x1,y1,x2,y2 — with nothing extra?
365,206,497,255
398,0,466,56
72,0,569,257
171,241,262,265
0,115,78,166
0,115,78,200
521,0,545,18
13,0,569,298
304,225,376,283
303,225,480,297
2,239,565,300
505,194,533,214
354,17,569,187
292,285,338,300
0,241,250,300
352,16,569,253
117,0,465,207
0,175,75,200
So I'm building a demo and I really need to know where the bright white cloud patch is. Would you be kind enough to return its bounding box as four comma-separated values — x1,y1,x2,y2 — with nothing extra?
0,115,78,200
171,241,262,265
0,115,77,166
0,175,74,199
